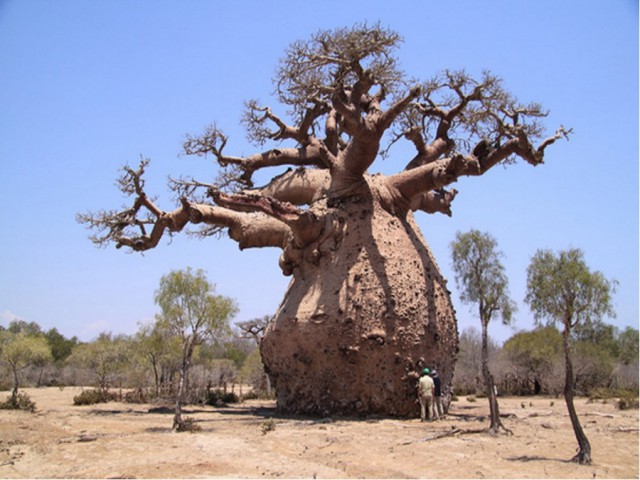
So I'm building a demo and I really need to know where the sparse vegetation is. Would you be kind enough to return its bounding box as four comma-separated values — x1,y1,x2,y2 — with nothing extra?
73,388,119,406
261,418,276,435
206,389,239,407
0,391,36,412
175,416,202,433
616,394,639,411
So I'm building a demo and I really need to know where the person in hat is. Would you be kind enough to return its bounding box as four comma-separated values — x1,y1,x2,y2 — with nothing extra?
430,368,444,420
418,368,435,421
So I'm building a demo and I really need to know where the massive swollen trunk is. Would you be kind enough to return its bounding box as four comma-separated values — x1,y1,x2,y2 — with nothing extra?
260,177,458,417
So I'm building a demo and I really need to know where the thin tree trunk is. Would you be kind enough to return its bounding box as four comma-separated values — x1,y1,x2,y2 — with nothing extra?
173,343,194,432
173,361,187,431
482,321,499,431
265,373,272,396
563,326,591,464
151,356,160,397
481,320,511,435
11,364,19,401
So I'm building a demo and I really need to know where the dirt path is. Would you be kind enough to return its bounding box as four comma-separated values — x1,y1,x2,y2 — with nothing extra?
0,387,637,478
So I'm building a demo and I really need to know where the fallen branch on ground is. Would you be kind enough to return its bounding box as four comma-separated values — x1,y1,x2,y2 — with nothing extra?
401,427,488,444
616,426,639,432
582,412,616,419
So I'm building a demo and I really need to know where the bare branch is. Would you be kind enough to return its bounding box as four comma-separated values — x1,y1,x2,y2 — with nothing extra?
378,85,421,131
184,124,327,187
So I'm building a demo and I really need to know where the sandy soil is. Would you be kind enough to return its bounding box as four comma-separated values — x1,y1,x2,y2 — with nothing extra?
0,387,637,479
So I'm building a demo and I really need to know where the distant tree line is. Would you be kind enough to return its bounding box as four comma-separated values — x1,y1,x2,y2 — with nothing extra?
0,314,269,407
454,322,638,397
0,257,637,415
1,314,636,403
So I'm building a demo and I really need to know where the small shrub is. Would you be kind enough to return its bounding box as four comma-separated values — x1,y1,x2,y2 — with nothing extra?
0,392,37,412
617,394,639,411
242,389,276,401
176,416,202,432
124,388,148,404
450,395,459,402
261,418,276,435
73,389,118,406
466,396,477,403
206,389,239,407
588,387,612,402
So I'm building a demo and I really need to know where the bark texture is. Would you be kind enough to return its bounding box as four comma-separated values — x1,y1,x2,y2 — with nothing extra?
261,177,457,416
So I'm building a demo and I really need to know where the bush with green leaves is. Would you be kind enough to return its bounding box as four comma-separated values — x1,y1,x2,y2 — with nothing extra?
616,393,639,411
73,388,119,406
206,389,239,407
175,416,202,432
0,391,36,412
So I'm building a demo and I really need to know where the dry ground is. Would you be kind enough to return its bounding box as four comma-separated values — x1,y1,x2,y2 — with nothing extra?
0,387,637,479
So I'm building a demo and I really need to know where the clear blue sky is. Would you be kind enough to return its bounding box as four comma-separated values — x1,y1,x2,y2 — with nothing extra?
0,0,637,343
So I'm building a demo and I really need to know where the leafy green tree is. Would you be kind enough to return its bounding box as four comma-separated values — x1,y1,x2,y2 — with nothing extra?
451,229,516,434
502,326,563,395
616,327,639,366
67,333,130,391
0,331,52,400
154,267,238,431
7,320,43,336
571,341,615,393
240,348,269,393
525,248,616,465
135,322,181,396
44,328,78,364
573,321,619,359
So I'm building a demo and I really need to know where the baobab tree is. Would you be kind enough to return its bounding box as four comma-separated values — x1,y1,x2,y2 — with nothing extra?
78,24,569,417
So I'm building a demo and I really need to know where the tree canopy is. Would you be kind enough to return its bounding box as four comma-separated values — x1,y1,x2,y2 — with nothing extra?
77,23,569,260
525,248,616,331
450,229,516,327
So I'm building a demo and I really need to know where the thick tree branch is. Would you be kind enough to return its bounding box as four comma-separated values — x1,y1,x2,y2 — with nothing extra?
243,99,330,146
378,85,421,131
387,154,480,202
184,126,326,187
211,190,323,246
246,167,331,205
410,188,458,216
189,204,291,251
78,159,293,253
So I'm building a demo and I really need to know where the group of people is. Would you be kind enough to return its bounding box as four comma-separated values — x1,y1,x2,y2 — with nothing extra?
418,367,444,422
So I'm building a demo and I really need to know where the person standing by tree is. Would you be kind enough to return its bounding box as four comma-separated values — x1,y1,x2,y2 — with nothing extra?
430,368,444,420
525,248,616,465
154,267,238,431
450,229,515,434
418,368,435,422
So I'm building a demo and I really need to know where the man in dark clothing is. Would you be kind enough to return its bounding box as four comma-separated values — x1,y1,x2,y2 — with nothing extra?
431,368,444,420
